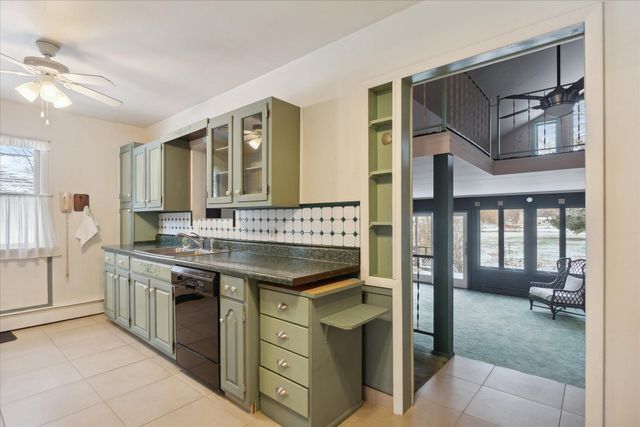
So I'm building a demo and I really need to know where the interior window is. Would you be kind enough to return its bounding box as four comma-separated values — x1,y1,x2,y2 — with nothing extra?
480,209,499,268
565,207,586,261
536,208,561,271
535,120,558,155
0,145,38,194
503,209,525,270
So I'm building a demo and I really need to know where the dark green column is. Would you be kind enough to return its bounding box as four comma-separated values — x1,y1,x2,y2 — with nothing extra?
432,153,454,357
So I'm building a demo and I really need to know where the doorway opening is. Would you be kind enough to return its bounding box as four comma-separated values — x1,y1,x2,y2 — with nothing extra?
409,28,587,411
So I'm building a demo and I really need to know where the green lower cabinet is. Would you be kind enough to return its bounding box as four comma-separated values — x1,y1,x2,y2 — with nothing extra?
258,281,365,427
104,267,116,320
220,297,245,400
130,273,151,340
115,269,130,329
149,279,174,356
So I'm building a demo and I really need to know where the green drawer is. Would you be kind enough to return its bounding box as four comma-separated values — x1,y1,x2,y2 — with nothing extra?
260,367,309,418
260,288,309,327
260,340,309,387
221,274,244,302
260,315,309,357
104,251,115,266
116,254,130,270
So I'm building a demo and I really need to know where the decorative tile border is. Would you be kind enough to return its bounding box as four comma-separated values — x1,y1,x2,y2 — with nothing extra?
158,211,192,235
157,203,360,248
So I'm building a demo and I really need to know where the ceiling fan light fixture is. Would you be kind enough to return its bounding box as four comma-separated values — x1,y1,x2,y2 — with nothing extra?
15,81,41,102
39,77,62,103
53,91,72,108
545,102,575,117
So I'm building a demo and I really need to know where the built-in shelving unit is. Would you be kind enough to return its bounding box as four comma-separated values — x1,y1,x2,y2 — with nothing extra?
368,82,393,279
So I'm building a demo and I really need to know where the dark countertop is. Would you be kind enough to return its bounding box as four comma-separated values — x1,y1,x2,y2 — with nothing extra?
102,244,360,286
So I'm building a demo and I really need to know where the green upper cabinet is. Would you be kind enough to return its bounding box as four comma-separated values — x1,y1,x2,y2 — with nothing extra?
206,97,300,209
119,143,138,204
132,140,191,212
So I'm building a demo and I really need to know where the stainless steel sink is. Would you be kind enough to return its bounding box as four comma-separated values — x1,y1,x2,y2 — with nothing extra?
135,247,222,258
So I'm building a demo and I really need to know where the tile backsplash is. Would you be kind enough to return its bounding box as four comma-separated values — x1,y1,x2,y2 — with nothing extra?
158,203,360,248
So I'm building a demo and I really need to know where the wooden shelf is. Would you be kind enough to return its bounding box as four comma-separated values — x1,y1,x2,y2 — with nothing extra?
368,116,392,129
369,169,392,179
244,165,263,171
214,146,229,152
369,221,392,228
320,304,389,330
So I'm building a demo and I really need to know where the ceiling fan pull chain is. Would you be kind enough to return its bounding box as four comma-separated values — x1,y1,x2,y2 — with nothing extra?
45,100,50,126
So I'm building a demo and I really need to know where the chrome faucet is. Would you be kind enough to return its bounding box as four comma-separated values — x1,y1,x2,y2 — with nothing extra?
177,232,204,249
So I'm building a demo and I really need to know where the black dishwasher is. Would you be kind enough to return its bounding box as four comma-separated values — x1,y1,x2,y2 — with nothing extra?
171,265,220,391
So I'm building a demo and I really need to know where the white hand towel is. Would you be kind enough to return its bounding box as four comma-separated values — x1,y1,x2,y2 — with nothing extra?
75,206,99,247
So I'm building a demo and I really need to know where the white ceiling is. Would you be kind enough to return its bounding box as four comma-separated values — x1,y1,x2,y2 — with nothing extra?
0,1,414,127
413,156,585,199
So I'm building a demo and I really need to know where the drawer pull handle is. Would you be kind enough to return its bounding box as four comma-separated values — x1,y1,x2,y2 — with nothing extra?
276,330,289,340
277,359,290,369
224,285,230,292
230,286,237,294
275,386,289,397
276,302,288,311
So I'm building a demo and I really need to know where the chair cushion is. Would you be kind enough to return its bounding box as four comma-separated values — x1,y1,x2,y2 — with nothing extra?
529,287,553,301
564,275,583,292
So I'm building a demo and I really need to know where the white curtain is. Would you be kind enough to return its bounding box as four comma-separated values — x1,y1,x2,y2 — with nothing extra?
0,194,57,259
0,134,56,259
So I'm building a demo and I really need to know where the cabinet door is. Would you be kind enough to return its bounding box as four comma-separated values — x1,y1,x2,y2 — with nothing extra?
130,274,150,340
119,207,132,245
119,145,133,204
115,271,130,329
146,142,163,209
233,101,268,203
206,114,233,205
104,269,116,320
132,146,147,209
150,279,174,356
220,297,245,400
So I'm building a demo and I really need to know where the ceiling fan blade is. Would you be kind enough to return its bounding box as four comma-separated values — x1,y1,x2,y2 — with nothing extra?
501,94,544,101
499,106,542,120
0,52,39,74
1,69,33,77
62,82,122,107
59,73,114,86
569,77,584,92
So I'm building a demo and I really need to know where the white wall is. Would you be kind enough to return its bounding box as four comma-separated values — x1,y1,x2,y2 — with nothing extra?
0,100,144,329
603,2,640,426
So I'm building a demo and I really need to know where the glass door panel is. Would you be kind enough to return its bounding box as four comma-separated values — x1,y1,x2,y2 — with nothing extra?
453,212,467,288
207,114,233,204
234,102,268,202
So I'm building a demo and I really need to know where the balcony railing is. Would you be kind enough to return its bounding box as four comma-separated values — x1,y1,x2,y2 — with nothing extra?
413,253,434,336
414,73,491,156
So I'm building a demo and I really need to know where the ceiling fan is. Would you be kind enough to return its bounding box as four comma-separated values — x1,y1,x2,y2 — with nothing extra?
500,44,584,120
1,39,122,117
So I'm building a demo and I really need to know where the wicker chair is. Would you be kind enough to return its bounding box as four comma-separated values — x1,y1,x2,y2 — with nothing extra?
529,258,586,319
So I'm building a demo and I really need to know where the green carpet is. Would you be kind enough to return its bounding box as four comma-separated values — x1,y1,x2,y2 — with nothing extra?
413,283,585,387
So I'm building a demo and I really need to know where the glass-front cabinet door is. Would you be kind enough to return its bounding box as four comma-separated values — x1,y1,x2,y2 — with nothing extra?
206,114,233,205
233,101,268,202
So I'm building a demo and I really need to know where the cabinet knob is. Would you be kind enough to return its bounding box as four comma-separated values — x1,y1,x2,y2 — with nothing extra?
230,286,237,294
219,318,225,323
150,288,156,294
127,194,130,198
224,285,230,292
276,302,288,311
275,386,289,398
225,190,231,196
234,189,240,195
276,330,288,340
276,359,290,369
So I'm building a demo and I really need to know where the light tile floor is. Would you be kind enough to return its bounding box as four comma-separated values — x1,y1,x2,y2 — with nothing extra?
0,315,585,427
